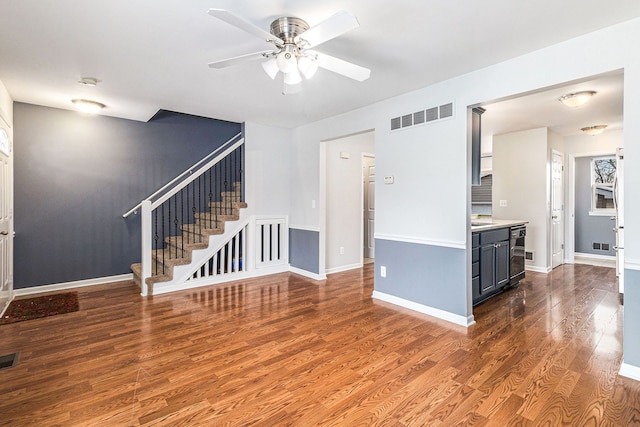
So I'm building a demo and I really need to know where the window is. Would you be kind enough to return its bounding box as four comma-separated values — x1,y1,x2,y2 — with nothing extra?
590,156,616,215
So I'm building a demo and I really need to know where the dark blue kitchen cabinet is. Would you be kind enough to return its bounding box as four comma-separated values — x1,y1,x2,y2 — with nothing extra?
473,227,510,305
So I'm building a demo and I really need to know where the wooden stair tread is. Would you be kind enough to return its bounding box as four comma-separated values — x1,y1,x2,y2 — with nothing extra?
132,192,247,291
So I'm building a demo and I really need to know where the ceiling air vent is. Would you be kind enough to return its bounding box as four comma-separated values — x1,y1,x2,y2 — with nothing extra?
401,114,413,128
439,103,453,119
390,101,455,131
425,107,438,122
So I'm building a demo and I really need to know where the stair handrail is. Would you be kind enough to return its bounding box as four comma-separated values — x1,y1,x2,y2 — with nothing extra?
122,132,243,218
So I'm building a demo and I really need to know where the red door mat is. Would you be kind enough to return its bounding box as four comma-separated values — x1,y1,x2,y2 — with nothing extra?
1,292,79,324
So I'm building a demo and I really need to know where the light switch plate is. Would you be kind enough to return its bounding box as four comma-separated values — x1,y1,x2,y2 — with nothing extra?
499,200,508,207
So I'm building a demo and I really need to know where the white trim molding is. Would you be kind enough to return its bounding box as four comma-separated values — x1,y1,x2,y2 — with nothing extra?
14,273,134,296
625,259,640,271
372,290,475,327
374,233,466,250
288,225,320,233
326,263,362,275
289,266,326,281
525,265,552,274
619,362,640,382
574,252,616,268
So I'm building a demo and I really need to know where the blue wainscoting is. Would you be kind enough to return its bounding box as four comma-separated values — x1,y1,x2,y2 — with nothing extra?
373,238,473,326
288,228,320,275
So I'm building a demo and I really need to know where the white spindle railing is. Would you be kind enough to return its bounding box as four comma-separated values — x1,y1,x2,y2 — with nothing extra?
181,216,289,291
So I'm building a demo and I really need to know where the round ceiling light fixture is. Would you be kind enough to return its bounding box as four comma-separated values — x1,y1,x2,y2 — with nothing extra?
77,77,99,86
71,98,106,114
558,91,596,108
581,125,607,136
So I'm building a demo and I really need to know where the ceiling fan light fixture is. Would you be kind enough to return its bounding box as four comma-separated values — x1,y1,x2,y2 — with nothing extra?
276,46,298,73
284,67,302,85
261,57,279,80
71,98,105,114
298,55,319,80
558,91,596,108
581,125,607,136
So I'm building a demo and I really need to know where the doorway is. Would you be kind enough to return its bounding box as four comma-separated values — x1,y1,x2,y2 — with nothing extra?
363,155,375,262
0,120,13,316
323,131,375,274
551,150,565,269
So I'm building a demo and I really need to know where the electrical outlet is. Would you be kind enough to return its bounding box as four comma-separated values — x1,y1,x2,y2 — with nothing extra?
380,266,387,277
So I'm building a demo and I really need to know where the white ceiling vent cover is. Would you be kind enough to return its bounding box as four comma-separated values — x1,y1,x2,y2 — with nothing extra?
390,101,455,131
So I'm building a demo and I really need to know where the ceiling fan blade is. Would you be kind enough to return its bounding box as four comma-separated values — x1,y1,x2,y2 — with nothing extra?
208,50,273,69
295,11,359,48
208,8,283,46
315,52,371,82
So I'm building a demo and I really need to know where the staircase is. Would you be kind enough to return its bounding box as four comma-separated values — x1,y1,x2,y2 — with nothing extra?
131,182,247,294
124,133,290,296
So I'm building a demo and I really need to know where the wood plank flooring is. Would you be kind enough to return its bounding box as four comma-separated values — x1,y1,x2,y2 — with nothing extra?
1,263,639,426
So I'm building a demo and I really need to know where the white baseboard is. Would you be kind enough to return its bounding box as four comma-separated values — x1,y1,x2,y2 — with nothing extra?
525,265,551,274
14,274,134,296
289,266,326,281
326,263,362,275
152,264,291,295
372,291,475,327
575,252,616,268
619,362,640,382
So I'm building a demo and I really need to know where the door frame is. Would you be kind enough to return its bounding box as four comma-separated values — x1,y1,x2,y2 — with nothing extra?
362,153,375,262
550,149,565,269
565,149,617,264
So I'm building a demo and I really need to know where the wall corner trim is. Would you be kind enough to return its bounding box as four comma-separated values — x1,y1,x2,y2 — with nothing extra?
372,290,475,327
14,274,134,296
619,362,640,381
289,267,326,281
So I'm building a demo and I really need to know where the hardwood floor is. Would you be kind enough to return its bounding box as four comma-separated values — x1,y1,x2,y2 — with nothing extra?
1,263,639,426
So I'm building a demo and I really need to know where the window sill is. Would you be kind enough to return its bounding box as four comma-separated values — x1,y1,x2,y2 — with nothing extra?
589,210,616,217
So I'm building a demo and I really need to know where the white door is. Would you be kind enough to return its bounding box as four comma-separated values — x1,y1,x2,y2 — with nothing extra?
363,156,375,259
0,124,12,315
551,150,564,269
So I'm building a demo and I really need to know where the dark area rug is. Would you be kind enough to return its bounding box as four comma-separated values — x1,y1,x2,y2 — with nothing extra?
0,292,79,324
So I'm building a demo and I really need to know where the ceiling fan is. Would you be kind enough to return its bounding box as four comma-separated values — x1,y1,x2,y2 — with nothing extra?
207,9,371,94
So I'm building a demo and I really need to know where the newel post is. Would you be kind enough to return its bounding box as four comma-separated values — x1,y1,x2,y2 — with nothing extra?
140,200,152,296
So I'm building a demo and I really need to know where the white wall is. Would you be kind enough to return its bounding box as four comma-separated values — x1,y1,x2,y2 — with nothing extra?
244,122,292,216
325,132,374,273
493,128,550,271
288,18,640,334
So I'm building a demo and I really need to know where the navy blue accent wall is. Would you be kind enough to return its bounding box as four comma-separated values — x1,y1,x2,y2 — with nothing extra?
289,228,319,274
374,238,468,317
575,157,615,256
14,103,241,288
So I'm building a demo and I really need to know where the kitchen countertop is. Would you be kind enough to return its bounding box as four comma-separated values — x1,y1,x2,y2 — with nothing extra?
471,219,528,232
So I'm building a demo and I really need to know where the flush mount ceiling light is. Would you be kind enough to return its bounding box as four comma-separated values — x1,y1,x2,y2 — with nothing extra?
71,99,105,114
77,77,99,86
558,91,596,108
207,9,370,94
581,125,607,136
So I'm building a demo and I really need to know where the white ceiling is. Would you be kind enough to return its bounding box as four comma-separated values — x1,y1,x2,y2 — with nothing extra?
0,1,638,129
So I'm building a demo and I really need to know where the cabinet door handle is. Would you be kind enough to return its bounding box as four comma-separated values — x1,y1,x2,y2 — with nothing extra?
0,231,7,236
